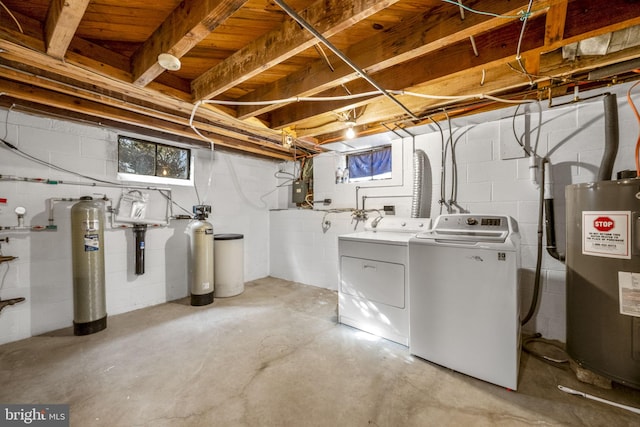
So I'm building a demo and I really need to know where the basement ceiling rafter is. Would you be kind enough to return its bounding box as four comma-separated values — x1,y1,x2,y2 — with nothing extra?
0,0,638,160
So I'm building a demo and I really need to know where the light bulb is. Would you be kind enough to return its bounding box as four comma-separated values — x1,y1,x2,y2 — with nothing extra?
345,121,356,139
345,127,355,139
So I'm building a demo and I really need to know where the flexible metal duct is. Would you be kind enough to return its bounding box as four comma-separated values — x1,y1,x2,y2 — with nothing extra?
411,150,431,218
597,93,619,181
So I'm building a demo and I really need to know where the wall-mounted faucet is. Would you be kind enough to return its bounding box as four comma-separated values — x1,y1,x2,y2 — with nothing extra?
371,215,384,228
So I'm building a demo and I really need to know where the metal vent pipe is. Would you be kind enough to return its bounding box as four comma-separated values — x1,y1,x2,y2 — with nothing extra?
411,149,431,218
597,93,619,181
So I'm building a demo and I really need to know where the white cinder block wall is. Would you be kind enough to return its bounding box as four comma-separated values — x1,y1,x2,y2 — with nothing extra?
270,82,640,342
0,109,277,345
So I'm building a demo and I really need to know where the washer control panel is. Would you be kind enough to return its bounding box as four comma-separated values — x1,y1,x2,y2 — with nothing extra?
436,214,509,232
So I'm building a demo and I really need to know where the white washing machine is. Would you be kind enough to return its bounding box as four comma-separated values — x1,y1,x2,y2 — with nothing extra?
409,214,521,390
339,216,430,345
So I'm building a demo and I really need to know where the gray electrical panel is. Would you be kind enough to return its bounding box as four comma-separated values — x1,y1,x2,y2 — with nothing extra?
292,180,308,204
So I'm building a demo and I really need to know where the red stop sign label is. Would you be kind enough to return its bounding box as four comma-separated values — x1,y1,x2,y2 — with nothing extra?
594,217,614,232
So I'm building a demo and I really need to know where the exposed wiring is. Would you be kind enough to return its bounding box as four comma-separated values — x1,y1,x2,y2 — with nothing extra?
626,80,640,176
0,136,121,186
1,111,194,217
199,91,538,107
158,189,192,217
439,0,536,21
431,115,448,214
0,1,23,33
522,333,569,370
512,100,542,157
445,112,458,210
188,100,216,148
258,170,297,207
314,43,335,72
222,155,270,210
198,91,383,106
522,157,546,326
515,0,535,85
273,0,419,121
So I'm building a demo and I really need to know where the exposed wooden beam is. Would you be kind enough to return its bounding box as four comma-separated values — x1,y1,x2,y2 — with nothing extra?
191,0,400,101
0,78,294,160
0,7,198,105
544,0,568,48
273,16,547,131
0,37,286,149
131,0,249,87
0,60,293,155
44,0,90,59
358,42,640,141
236,0,545,119
271,0,640,133
310,62,537,143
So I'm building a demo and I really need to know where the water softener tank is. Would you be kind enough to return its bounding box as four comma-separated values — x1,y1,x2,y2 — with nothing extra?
187,205,214,306
71,196,107,335
565,179,640,389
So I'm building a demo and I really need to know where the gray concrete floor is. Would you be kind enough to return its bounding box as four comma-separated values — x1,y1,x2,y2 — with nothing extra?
1,277,639,426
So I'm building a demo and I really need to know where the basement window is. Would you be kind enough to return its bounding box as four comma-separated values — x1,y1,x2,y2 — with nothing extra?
117,135,193,185
346,146,392,182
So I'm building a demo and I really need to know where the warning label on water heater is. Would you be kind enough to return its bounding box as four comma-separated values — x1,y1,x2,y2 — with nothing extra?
582,211,631,259
619,272,640,317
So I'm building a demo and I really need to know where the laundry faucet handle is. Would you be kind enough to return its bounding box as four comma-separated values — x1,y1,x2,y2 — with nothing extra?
371,215,383,228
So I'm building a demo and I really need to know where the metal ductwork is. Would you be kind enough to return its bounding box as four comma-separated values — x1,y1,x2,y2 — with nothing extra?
411,149,431,218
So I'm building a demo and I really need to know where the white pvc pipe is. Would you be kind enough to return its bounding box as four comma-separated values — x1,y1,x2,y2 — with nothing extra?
557,385,640,415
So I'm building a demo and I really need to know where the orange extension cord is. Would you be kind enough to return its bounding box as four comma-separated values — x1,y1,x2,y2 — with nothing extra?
627,79,640,176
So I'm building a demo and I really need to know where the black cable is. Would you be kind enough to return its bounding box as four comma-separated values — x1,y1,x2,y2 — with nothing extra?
1,136,195,217
521,158,545,326
512,103,531,156
522,333,570,370
1,137,120,186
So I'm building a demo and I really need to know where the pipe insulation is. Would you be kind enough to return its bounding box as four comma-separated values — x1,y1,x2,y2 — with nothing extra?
597,93,619,181
411,150,432,218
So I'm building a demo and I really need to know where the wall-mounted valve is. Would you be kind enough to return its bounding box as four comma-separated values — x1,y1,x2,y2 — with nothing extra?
15,206,25,228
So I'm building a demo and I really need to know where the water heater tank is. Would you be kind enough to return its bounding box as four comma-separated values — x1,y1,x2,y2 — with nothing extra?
565,179,640,389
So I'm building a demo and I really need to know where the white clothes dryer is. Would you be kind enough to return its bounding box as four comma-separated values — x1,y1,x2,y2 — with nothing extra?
339,216,430,345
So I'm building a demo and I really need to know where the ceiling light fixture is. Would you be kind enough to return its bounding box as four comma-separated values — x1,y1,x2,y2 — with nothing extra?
157,53,181,71
345,121,356,139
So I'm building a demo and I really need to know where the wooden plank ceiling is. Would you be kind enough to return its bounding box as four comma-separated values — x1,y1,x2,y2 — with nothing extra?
0,0,639,160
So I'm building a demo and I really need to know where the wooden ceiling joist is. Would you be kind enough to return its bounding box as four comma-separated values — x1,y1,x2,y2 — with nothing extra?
0,0,638,158
191,0,400,101
0,37,292,153
271,1,640,134
236,0,542,119
44,0,90,59
0,77,294,160
131,0,250,87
